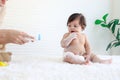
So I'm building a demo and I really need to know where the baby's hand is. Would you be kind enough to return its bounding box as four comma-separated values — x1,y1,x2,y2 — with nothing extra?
84,60,90,65
68,33,77,39
64,33,77,42
63,33,77,47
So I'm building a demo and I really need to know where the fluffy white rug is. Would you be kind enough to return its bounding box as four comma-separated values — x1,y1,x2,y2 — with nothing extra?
0,54,120,80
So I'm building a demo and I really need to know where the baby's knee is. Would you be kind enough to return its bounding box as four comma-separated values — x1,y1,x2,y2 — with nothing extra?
63,52,74,62
64,54,72,62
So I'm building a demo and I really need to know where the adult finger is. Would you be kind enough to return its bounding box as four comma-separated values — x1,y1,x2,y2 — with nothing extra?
20,32,34,39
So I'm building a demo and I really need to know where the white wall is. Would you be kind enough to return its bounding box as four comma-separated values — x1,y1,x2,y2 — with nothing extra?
110,0,120,55
111,0,120,18
1,0,113,55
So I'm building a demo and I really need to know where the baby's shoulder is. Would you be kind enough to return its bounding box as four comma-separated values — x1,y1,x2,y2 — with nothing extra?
81,33,86,37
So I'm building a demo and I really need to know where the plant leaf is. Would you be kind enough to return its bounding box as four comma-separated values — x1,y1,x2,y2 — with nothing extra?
108,19,115,29
116,28,120,40
111,19,119,33
114,41,120,47
95,19,103,25
111,23,116,33
106,42,112,51
110,41,120,48
115,19,119,24
102,13,108,23
100,23,108,28
106,40,118,51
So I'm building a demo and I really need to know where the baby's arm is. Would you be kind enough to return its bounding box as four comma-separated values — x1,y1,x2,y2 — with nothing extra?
61,33,77,48
84,34,91,61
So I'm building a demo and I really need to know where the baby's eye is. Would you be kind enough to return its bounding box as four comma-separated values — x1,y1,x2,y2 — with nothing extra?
74,25,77,27
68,25,71,27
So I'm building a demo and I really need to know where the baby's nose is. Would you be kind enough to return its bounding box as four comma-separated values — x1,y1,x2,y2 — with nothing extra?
71,26,74,28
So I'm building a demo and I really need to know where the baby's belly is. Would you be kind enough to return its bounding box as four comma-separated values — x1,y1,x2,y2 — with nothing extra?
64,45,85,55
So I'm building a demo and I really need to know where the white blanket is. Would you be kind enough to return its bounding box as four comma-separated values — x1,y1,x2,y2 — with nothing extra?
0,54,120,80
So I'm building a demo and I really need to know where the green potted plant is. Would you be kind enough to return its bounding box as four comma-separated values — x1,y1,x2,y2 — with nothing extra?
95,13,120,51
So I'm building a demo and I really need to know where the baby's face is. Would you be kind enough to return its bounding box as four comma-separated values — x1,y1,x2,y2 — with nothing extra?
67,19,82,33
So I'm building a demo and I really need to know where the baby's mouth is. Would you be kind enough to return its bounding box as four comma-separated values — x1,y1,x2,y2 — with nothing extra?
71,31,75,33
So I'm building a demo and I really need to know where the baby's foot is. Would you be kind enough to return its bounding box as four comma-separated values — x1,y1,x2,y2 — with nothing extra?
84,60,91,65
107,58,112,64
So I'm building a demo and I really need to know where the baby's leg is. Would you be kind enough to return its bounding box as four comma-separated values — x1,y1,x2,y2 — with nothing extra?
90,53,112,64
63,52,87,65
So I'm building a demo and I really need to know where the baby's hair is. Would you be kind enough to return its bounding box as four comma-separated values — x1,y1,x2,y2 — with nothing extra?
67,13,86,30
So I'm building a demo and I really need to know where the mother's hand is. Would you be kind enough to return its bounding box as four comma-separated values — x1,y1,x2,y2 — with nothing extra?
0,29,34,45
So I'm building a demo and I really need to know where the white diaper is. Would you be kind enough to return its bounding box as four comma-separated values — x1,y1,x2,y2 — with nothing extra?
63,52,85,62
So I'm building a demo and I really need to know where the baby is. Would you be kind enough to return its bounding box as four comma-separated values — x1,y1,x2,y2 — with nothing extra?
61,13,112,65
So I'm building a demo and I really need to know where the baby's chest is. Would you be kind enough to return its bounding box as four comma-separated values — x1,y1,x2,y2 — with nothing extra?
78,35,85,43
71,37,85,45
78,38,85,44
